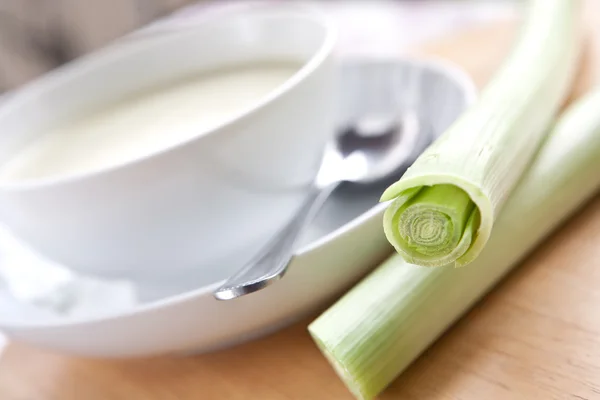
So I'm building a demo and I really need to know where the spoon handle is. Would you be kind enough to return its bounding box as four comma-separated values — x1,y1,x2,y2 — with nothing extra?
213,181,340,300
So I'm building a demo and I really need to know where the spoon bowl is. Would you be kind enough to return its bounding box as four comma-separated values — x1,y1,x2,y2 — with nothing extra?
333,110,427,185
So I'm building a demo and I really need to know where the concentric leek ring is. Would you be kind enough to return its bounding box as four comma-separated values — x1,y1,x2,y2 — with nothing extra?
400,208,454,256
383,184,480,267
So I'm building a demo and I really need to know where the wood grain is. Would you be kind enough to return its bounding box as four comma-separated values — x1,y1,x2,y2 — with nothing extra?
2,2,600,400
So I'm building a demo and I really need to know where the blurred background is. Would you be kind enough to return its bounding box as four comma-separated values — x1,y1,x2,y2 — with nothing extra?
0,0,199,91
0,0,516,93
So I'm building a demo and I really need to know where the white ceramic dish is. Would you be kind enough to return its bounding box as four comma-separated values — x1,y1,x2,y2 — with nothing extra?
0,58,476,358
0,2,337,283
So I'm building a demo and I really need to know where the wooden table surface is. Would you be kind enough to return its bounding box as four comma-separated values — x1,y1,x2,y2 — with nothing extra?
2,2,600,400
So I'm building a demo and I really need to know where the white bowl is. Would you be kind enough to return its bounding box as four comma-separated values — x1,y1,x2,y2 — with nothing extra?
0,58,477,357
0,2,337,282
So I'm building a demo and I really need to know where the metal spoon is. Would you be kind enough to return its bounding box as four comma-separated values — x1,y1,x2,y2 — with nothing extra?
213,108,426,300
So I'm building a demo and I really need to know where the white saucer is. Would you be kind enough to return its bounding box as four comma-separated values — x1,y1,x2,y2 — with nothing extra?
0,57,476,357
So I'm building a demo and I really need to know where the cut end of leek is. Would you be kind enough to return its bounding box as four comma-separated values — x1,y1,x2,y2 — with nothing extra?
310,335,370,400
382,184,481,267
382,176,492,268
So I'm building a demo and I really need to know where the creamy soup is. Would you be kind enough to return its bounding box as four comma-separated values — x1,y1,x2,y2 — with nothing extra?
0,61,301,182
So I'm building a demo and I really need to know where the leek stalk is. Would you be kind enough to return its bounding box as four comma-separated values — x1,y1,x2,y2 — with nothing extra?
308,86,600,400
382,0,581,267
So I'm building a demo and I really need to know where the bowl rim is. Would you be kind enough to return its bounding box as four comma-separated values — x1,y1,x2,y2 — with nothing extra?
0,55,478,331
0,2,338,191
